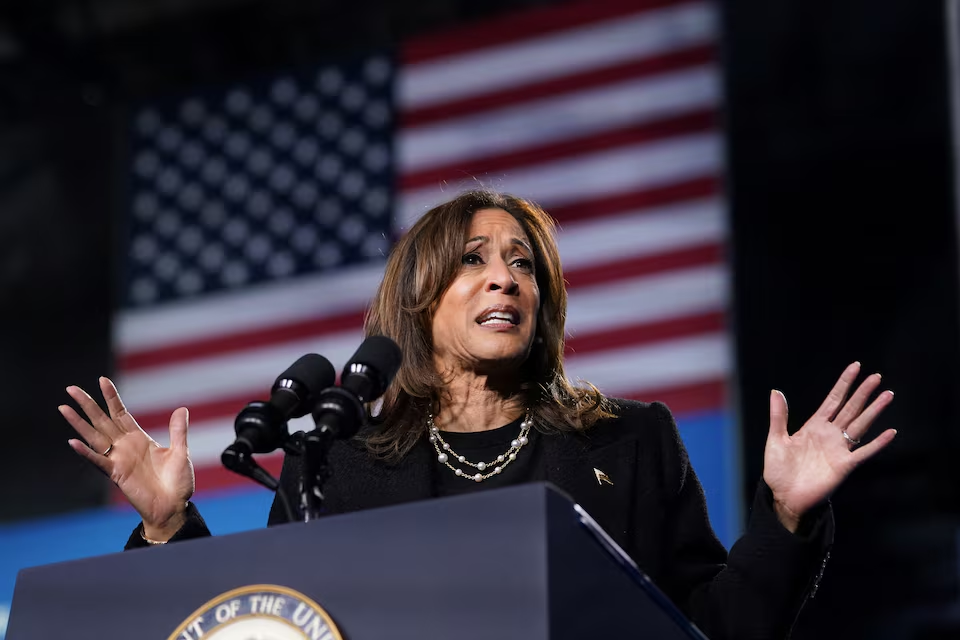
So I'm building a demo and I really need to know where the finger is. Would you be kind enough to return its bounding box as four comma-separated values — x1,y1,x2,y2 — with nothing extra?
66,385,123,439
769,389,789,438
832,372,883,428
168,407,190,451
814,362,861,420
67,438,113,475
845,389,895,441
850,428,897,466
59,405,112,453
99,377,132,426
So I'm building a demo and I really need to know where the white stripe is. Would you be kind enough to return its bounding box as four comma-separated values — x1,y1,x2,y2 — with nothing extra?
400,65,719,173
556,198,725,271
120,266,726,417
566,265,728,337
179,333,730,468
564,332,730,397
397,132,721,229
400,3,716,110
115,262,383,354
117,329,366,414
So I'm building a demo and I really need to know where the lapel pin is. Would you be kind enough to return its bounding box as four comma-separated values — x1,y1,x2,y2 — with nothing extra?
593,468,614,486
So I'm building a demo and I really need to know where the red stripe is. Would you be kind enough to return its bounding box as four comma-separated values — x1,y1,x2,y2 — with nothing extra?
547,176,720,225
194,453,285,496
401,109,717,191
565,311,725,357
564,243,723,289
118,309,366,373
623,379,726,414
138,391,256,432
403,0,703,64
402,45,715,127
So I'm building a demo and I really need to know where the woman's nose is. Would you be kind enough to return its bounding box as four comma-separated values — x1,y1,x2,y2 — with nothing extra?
485,260,519,294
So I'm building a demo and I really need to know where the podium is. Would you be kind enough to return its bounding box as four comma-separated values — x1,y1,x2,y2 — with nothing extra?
7,483,707,639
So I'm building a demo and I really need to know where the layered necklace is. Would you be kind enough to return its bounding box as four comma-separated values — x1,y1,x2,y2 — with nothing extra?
427,410,533,482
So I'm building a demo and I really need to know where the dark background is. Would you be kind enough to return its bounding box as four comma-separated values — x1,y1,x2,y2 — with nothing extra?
0,0,957,637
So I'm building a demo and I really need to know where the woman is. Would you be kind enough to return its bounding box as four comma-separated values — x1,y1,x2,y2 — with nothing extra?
61,190,896,639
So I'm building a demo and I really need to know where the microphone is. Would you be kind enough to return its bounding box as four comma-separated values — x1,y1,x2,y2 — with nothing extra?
231,353,337,454
310,335,403,440
222,354,335,492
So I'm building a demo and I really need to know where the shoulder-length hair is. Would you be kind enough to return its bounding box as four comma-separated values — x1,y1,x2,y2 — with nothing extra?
363,189,614,460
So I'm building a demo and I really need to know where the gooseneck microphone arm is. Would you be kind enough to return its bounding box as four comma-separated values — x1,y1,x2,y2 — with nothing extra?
301,336,402,521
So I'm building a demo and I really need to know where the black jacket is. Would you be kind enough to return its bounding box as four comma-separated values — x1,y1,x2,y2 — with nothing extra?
128,399,833,640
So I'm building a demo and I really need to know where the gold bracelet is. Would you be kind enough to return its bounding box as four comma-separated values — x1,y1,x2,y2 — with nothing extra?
140,526,168,545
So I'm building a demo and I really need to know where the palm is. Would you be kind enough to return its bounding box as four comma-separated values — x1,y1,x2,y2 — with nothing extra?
762,363,896,527
61,377,195,532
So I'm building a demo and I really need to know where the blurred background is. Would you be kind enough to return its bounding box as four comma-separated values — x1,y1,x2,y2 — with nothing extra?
0,0,957,638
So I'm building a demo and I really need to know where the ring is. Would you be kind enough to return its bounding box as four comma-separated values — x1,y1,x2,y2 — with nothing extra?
102,444,114,457
841,430,861,449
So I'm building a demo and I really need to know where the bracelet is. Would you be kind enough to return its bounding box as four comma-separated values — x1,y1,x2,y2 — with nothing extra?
140,526,168,545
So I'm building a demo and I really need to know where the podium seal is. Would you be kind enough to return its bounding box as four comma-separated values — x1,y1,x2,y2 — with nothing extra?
167,584,344,640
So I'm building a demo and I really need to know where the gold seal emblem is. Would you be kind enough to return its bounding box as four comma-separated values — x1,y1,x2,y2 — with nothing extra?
167,584,343,640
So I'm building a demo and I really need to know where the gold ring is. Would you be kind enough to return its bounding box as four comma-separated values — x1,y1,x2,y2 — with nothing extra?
102,444,114,457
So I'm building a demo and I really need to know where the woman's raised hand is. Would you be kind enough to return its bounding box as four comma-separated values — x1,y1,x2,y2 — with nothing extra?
762,362,897,532
60,377,195,541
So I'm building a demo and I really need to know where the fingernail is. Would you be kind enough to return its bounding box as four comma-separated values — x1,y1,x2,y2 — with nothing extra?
887,390,895,397
852,361,861,368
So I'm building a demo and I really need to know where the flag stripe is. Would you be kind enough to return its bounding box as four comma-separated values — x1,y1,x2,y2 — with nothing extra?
400,3,715,110
401,45,715,128
403,0,703,64
118,309,367,372
398,133,721,229
114,262,383,354
565,310,725,356
401,108,718,191
547,176,720,225
564,243,723,289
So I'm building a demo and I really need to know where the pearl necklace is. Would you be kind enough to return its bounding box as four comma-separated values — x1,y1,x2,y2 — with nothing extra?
427,411,532,482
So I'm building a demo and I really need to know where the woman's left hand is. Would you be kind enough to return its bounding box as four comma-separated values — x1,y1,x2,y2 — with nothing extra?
762,362,897,532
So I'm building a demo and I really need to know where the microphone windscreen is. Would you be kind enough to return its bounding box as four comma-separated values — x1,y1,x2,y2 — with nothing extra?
346,335,403,396
277,353,336,391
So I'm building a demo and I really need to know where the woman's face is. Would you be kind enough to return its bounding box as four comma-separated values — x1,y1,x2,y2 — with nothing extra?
431,208,541,376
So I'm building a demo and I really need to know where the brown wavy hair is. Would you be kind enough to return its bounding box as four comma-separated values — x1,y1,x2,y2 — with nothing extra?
363,189,614,460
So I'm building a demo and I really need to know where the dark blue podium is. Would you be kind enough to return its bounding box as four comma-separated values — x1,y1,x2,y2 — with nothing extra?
7,483,707,639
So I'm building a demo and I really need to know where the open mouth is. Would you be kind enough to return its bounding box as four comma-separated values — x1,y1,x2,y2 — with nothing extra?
476,306,520,326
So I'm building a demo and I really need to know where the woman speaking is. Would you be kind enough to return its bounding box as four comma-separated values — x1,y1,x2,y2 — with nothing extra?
60,190,896,639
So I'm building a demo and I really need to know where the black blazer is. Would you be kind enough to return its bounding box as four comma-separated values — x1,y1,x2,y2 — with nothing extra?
131,399,832,640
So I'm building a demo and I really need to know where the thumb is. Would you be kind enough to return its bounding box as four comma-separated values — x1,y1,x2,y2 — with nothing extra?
769,389,789,438
168,407,190,451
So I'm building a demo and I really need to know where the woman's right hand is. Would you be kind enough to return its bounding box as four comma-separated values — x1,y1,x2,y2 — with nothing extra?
60,376,195,542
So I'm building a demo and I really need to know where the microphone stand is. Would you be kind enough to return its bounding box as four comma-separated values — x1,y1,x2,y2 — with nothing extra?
300,387,364,521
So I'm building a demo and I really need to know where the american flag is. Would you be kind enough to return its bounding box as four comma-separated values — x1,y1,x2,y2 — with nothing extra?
117,0,735,534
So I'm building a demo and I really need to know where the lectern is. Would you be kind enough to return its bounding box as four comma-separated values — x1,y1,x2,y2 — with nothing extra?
7,483,707,639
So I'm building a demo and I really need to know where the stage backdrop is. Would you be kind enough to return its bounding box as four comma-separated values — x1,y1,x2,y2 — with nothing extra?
0,0,740,635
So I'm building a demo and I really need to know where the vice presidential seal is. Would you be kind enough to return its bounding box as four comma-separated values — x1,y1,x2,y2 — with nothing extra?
167,584,344,640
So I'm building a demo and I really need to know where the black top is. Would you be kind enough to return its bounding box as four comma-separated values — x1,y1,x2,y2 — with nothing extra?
432,416,544,496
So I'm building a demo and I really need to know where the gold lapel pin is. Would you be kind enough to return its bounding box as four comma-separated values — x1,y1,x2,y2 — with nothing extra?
593,468,614,486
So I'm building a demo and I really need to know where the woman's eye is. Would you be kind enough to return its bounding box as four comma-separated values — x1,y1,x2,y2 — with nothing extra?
512,257,534,271
461,252,483,265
